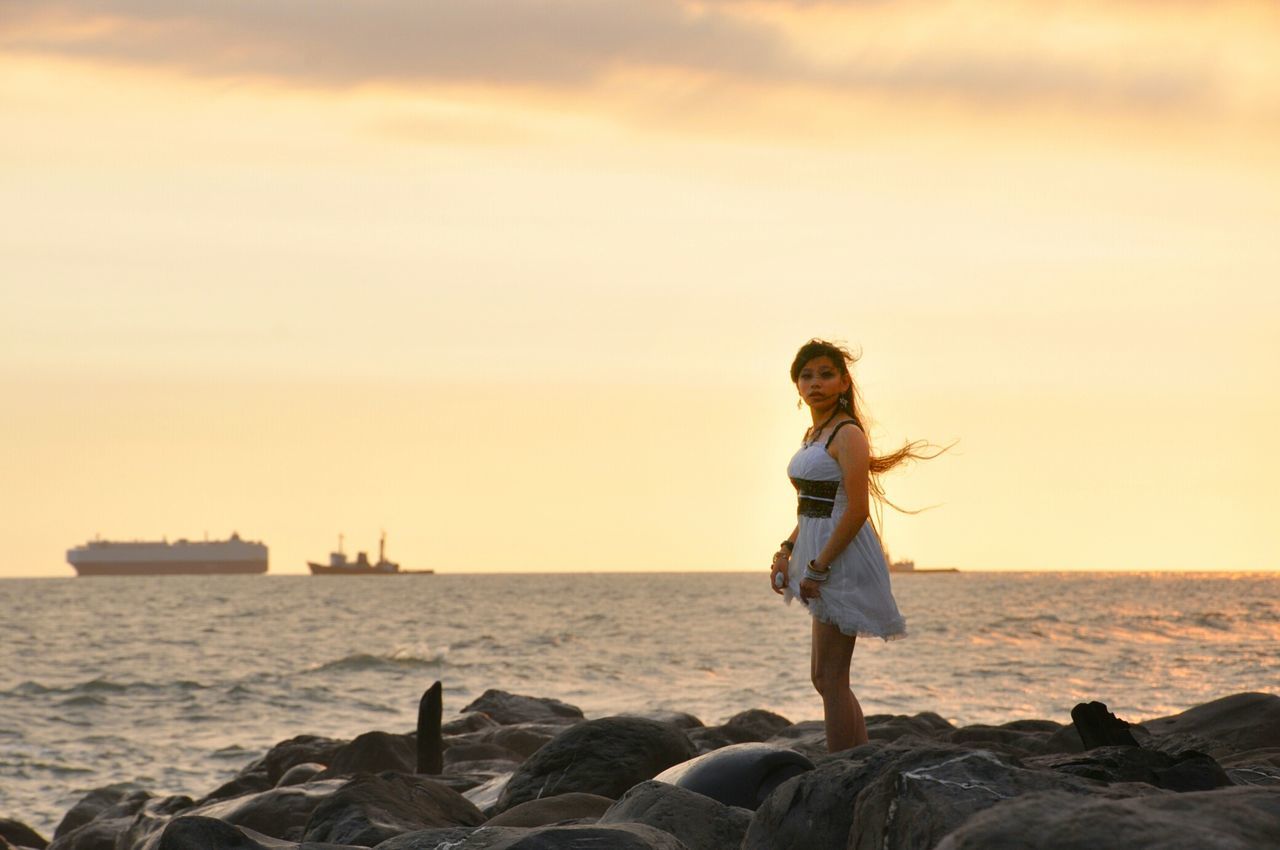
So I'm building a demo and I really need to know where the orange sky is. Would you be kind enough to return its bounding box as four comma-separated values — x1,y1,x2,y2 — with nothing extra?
2,0,1278,576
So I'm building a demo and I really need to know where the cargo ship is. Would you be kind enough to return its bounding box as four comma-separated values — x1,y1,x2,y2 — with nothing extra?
67,533,268,576
308,532,432,575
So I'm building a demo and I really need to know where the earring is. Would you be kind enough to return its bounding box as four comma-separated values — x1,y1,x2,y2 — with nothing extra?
796,399,803,410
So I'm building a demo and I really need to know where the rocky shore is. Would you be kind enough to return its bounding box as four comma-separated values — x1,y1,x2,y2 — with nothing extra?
4,690,1278,850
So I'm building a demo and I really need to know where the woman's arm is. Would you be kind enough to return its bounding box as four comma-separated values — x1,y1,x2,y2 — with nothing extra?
813,424,871,569
770,524,799,594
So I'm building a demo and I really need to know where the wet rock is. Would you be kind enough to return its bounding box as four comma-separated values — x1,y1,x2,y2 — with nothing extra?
444,743,523,767
623,711,705,731
244,737,348,785
765,721,828,761
184,780,348,841
447,823,689,849
599,780,750,850
1042,723,1086,754
371,827,484,850
52,784,146,839
112,796,198,850
442,714,499,736
301,772,484,846
849,746,1115,850
1072,702,1140,749
201,771,274,804
1140,692,1280,759
319,733,416,779
654,743,813,810
685,727,737,755
461,775,512,814
0,820,48,850
1029,746,1233,792
279,764,329,788
460,691,583,727
935,786,1280,850
484,794,614,827
495,718,695,812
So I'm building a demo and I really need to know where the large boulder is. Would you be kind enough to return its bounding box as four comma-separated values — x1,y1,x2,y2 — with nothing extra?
1138,693,1280,759
154,816,357,850
370,828,486,850
460,692,583,727
442,823,689,849
865,712,957,744
495,718,695,812
49,788,178,850
849,746,1126,850
52,785,147,840
302,773,485,846
0,820,48,850
484,794,614,827
653,743,813,810
243,737,347,785
320,733,417,779
949,720,1070,757
183,780,348,841
598,780,750,850
935,786,1280,850
1029,745,1233,792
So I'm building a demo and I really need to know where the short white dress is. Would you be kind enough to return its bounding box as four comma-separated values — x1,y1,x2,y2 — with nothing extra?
783,421,907,640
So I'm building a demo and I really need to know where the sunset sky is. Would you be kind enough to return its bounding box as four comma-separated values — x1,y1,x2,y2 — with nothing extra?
3,0,1278,577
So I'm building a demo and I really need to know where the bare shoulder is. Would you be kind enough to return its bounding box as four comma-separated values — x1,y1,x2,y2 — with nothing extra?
828,420,869,461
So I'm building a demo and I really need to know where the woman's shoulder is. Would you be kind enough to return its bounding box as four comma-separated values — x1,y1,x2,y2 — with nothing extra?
825,417,868,452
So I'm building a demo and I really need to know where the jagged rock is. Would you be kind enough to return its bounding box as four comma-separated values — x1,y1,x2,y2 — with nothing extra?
0,820,48,850
184,780,348,841
849,745,1120,850
279,764,329,788
301,773,484,846
1139,692,1280,759
686,727,738,755
495,718,695,812
1029,745,1233,792
53,784,147,839
460,691,583,727
237,737,348,786
1042,723,1085,754
1072,702,1140,749
599,780,750,850
111,796,198,850
484,794,614,827
935,786,1280,850
319,733,416,779
654,743,813,810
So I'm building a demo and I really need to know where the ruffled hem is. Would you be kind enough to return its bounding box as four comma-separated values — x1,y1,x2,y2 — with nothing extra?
783,593,907,642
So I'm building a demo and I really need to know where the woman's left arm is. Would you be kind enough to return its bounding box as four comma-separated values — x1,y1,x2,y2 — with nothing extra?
813,424,871,569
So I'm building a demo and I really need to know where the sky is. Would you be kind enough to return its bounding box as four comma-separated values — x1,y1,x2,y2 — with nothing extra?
2,0,1278,576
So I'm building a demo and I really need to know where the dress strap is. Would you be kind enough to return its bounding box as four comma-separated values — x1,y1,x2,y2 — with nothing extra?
824,419,862,448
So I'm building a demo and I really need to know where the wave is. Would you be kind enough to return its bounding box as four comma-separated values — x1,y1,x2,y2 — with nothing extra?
4,677,208,698
308,648,450,674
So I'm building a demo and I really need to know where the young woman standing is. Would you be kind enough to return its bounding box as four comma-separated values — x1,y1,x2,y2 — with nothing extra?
769,339,933,752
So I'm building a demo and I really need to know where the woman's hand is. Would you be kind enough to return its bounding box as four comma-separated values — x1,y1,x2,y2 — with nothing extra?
769,549,789,595
799,578,822,601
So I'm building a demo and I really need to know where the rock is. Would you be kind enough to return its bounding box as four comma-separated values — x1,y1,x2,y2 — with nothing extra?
462,775,512,814
185,780,348,841
243,737,348,785
1140,692,1280,759
0,820,48,850
685,728,738,755
479,725,562,760
53,784,147,839
460,691,583,727
417,682,444,776
156,818,266,850
1042,723,1086,754
622,711,705,731
599,780,750,850
371,828,485,850
849,745,1120,850
1228,765,1280,786
862,712,957,745
1220,748,1280,769
653,743,814,810
935,786,1280,850
495,718,695,812
765,721,828,761
1029,746,1233,792
484,794,614,827
684,710,792,754
279,764,329,788
111,796,198,850
201,771,274,803
444,743,523,767
446,823,689,849
302,772,485,846
49,787,157,850
444,760,523,787
949,722,1067,756
442,714,499,736
1072,702,1140,749
319,733,416,779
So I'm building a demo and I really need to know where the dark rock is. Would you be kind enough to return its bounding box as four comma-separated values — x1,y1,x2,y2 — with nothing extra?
849,745,1119,850
53,784,146,839
722,710,793,743
1071,702,1140,749
484,794,614,827
1042,723,1085,754
685,728,738,755
442,714,499,736
1228,765,1280,786
447,823,689,849
479,725,562,760
371,828,484,850
201,771,274,804
461,774,513,814
112,796,198,850
935,786,1280,850
444,743,523,767
0,820,48,850
653,743,813,810
184,780,348,841
1029,746,1233,792
156,817,266,850
495,718,695,812
949,724,1062,756
864,712,957,744
765,721,828,761
460,691,584,727
1220,748,1280,769
319,733,416,779
279,764,329,788
622,711,705,731
599,780,750,850
443,760,523,786
302,772,485,846
245,737,348,785
417,682,444,776
1139,692,1280,759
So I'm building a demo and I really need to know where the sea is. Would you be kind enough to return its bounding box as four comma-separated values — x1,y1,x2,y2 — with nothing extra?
2,571,1277,834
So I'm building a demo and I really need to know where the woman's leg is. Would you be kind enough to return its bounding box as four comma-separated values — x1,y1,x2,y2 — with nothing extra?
810,617,867,751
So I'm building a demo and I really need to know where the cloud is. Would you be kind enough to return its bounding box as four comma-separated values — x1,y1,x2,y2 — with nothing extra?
0,0,1235,113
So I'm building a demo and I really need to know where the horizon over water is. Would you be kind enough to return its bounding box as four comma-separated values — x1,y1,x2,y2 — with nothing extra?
2,571,1277,834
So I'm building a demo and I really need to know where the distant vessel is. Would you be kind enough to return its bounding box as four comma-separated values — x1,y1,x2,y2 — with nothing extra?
308,533,432,575
888,557,959,575
67,533,268,576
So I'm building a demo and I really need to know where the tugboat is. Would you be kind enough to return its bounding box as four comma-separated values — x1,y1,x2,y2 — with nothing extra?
309,532,418,575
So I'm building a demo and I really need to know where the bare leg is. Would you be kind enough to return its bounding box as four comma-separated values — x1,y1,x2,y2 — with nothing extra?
810,617,868,752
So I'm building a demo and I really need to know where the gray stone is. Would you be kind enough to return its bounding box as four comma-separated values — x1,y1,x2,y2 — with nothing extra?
371,828,483,850
653,743,814,810
52,784,147,839
0,819,48,850
319,733,416,779
301,773,484,846
243,737,348,786
442,714,499,736
1029,746,1232,792
495,718,695,812
484,794,614,827
184,780,348,841
460,692,583,727
935,786,1280,850
622,711,705,731
279,764,329,788
599,780,750,850
1139,693,1280,759
449,823,689,849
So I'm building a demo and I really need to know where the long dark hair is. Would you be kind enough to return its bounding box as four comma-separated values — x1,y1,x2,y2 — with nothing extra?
790,339,946,522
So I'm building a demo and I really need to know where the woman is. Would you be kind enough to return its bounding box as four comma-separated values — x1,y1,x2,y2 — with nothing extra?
769,339,935,751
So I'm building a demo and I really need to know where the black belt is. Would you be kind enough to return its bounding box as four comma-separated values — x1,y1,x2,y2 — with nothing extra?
791,477,838,518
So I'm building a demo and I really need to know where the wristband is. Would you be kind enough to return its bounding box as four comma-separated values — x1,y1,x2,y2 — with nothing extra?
804,560,830,583
780,540,795,553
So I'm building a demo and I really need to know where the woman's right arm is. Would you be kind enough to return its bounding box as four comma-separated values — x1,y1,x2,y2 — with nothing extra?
770,525,798,594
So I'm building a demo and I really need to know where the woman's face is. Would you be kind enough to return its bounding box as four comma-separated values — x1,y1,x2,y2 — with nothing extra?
796,356,850,409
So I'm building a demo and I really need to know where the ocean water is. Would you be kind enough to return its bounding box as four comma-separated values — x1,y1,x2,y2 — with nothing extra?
1,571,1277,834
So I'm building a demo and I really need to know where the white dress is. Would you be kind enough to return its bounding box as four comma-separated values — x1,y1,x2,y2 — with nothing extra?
783,423,907,640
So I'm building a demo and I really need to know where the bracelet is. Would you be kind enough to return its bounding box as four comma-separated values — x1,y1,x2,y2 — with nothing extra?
804,559,830,583
779,540,795,553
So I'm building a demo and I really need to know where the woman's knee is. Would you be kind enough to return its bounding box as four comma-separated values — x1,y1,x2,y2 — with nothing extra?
811,666,848,696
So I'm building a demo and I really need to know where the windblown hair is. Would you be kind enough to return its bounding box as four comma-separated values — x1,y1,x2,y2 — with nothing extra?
790,339,946,525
